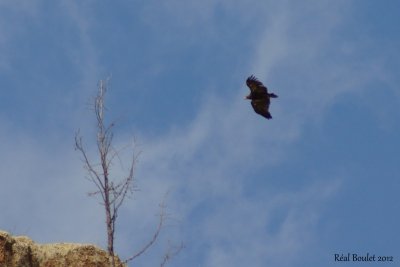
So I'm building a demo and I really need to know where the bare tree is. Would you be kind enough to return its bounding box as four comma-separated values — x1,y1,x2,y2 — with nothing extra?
75,80,181,267
75,80,134,266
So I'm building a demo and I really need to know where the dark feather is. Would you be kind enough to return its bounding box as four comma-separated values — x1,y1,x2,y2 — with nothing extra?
245,75,278,119
251,99,272,119
246,75,269,95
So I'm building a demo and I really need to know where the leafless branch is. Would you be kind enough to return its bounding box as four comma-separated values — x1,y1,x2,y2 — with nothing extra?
123,202,167,264
160,242,185,267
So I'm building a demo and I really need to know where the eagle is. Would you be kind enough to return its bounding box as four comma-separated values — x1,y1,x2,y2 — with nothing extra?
245,75,278,119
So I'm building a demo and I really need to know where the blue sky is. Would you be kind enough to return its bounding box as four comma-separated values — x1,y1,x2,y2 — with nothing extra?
0,1,399,266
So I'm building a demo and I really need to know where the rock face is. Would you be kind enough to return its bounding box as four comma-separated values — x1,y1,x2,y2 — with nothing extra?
0,230,126,267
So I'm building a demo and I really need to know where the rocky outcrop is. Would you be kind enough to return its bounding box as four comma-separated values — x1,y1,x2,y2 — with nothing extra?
0,230,126,267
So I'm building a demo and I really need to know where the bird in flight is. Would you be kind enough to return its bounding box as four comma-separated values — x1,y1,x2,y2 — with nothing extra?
245,75,278,119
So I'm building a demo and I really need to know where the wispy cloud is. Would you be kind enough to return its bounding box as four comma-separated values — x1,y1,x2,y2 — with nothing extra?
59,0,105,102
0,1,40,70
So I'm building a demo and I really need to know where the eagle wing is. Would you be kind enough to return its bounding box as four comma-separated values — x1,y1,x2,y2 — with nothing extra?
251,98,272,119
246,75,268,95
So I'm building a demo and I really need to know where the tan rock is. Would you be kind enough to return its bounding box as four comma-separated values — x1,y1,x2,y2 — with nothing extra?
0,230,126,267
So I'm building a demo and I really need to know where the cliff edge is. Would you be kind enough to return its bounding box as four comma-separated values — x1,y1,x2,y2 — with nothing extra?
0,230,126,267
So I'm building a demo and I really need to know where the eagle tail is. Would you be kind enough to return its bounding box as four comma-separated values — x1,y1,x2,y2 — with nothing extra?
269,93,278,98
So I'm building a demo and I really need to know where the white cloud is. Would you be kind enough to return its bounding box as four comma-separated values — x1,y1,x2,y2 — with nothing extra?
0,122,105,244
201,180,341,267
